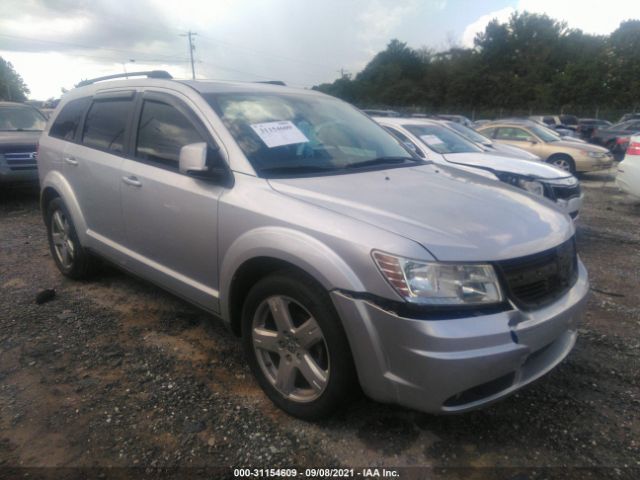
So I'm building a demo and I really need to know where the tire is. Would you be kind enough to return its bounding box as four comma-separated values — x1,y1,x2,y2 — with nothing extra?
241,271,358,420
547,154,576,174
45,198,96,279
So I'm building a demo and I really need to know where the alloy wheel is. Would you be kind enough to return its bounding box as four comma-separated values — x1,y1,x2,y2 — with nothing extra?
51,209,75,269
251,295,330,403
552,158,571,171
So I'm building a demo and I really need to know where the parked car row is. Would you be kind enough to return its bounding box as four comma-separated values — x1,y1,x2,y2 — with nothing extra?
33,71,592,419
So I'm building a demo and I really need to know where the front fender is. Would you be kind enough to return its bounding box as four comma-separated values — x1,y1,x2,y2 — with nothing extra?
41,171,88,244
219,226,364,324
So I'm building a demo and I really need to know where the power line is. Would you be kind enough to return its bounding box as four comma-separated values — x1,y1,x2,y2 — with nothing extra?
180,31,197,80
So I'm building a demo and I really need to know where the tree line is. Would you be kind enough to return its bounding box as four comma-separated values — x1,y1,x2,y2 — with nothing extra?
314,12,640,120
0,57,29,102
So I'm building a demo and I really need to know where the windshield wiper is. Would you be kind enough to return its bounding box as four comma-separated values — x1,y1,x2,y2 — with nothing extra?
345,156,423,169
259,165,339,175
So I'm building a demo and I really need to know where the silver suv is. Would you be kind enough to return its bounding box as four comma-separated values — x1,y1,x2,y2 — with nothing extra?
38,72,589,419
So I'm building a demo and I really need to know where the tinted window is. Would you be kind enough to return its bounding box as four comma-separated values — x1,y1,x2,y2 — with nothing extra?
403,123,482,154
50,98,90,140
135,100,204,167
82,98,134,153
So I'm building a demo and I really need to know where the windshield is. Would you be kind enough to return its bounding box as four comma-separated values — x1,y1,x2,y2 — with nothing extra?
529,124,561,142
205,92,414,177
403,123,483,154
445,121,491,145
0,106,47,131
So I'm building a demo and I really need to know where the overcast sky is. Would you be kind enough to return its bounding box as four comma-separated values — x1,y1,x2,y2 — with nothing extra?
0,0,638,100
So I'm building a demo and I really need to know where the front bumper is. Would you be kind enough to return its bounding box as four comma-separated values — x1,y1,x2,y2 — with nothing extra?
556,192,583,220
575,154,613,172
331,260,589,413
0,158,39,184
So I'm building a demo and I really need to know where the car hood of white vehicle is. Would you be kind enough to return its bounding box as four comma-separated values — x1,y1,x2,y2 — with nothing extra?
443,152,571,180
269,163,573,262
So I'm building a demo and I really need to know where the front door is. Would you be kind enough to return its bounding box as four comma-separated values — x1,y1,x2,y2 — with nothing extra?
120,91,225,312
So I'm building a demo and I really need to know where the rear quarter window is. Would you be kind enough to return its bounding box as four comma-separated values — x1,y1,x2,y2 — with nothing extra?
49,97,90,141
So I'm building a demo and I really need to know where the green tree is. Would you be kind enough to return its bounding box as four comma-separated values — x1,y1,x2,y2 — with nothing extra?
314,12,640,118
0,57,30,102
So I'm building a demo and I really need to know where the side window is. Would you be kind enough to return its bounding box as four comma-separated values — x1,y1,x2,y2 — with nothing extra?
496,127,531,141
49,97,90,141
135,99,205,168
82,98,134,153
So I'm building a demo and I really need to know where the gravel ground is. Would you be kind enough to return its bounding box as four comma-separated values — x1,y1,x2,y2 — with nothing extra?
0,171,638,479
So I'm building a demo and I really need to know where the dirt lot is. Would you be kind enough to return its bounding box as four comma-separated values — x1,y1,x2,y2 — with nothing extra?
0,171,638,479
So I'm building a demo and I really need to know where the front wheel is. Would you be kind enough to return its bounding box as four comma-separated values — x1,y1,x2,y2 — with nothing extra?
241,272,357,420
547,154,576,174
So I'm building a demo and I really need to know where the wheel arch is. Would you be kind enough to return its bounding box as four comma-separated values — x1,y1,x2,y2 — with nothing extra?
40,171,88,243
546,152,576,173
219,227,364,337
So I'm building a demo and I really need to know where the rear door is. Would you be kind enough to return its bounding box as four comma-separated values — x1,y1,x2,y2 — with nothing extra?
63,91,136,249
119,90,226,312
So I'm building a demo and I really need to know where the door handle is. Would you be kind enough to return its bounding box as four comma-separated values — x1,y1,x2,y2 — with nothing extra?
122,176,142,187
64,156,78,166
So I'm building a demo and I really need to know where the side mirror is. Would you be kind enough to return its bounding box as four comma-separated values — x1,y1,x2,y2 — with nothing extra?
179,142,231,185
179,142,209,175
526,137,537,144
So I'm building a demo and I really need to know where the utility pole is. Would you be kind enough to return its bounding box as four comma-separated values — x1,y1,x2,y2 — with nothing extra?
181,31,197,79
337,68,351,79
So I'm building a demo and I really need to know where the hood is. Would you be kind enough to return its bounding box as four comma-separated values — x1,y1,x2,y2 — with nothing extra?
268,164,572,262
552,140,608,152
443,152,570,180
561,136,586,143
0,130,41,148
485,142,540,160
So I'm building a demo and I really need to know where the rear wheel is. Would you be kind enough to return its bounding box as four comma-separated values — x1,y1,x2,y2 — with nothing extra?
241,271,357,420
547,154,576,174
46,198,96,279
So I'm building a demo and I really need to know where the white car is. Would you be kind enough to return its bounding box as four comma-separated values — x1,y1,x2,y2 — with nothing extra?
375,117,584,219
616,135,640,199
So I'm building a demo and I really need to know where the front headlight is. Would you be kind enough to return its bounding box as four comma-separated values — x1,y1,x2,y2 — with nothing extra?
517,178,545,196
372,251,503,305
587,151,604,158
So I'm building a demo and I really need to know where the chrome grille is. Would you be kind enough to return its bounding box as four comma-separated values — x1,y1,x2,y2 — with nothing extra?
1,145,38,171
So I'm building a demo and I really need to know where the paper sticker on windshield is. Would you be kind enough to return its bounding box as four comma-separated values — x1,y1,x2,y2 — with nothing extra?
420,134,445,145
250,121,309,148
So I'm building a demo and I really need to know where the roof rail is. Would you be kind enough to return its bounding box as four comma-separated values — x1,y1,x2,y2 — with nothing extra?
77,70,173,87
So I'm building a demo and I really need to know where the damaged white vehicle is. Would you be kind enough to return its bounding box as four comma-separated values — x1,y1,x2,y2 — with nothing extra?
376,117,583,220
